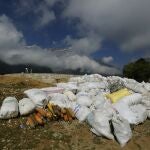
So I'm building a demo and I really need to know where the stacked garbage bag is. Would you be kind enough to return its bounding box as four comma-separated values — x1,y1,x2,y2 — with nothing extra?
0,74,150,147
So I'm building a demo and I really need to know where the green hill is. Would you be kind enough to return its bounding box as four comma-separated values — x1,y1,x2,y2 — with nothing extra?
123,58,150,82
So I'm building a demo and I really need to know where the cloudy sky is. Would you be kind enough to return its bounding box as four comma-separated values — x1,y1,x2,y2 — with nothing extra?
0,0,149,75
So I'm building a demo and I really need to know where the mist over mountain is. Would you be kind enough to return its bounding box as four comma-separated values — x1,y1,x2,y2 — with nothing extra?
0,59,119,75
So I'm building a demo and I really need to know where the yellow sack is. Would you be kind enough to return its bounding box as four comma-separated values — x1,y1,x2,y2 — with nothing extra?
106,88,132,103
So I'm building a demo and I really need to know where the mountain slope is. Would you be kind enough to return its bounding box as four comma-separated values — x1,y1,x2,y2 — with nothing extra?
0,60,52,74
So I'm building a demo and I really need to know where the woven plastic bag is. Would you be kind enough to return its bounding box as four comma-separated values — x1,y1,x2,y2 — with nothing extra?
106,88,131,103
24,89,48,107
112,112,132,147
0,97,18,119
19,98,35,116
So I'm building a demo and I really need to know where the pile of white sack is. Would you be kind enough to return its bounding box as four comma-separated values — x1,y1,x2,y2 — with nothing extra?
0,74,149,147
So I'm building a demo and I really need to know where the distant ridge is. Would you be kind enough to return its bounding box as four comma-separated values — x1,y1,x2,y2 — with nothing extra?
0,60,52,74
0,60,92,75
0,57,122,75
0,60,89,75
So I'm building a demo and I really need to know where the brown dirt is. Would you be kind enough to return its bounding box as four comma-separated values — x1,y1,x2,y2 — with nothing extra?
0,75,150,150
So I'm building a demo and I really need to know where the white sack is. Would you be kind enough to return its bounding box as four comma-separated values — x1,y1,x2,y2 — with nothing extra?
63,90,76,101
143,83,150,91
87,112,95,126
57,82,78,93
113,101,147,124
77,95,92,107
24,89,48,107
76,92,90,97
141,94,150,118
92,95,106,109
19,98,35,116
112,113,132,147
90,128,101,136
130,104,147,124
49,93,71,108
41,87,64,95
0,97,18,119
88,89,99,97
113,101,137,124
124,82,147,94
88,109,114,140
92,95,114,117
142,94,150,107
78,82,108,90
120,93,142,106
72,104,91,122
69,77,85,83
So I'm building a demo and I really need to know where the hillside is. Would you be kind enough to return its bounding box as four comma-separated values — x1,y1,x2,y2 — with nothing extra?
0,60,53,74
123,58,150,82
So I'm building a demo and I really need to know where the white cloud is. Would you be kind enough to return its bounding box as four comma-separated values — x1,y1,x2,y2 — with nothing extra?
0,15,25,49
35,5,55,28
15,0,150,54
121,32,150,51
4,47,120,75
0,15,120,75
16,0,58,28
102,56,114,64
44,0,60,7
64,0,150,52
64,34,101,55
144,50,150,58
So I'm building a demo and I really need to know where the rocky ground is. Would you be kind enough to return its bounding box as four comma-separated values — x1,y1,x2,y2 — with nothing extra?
0,74,150,150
